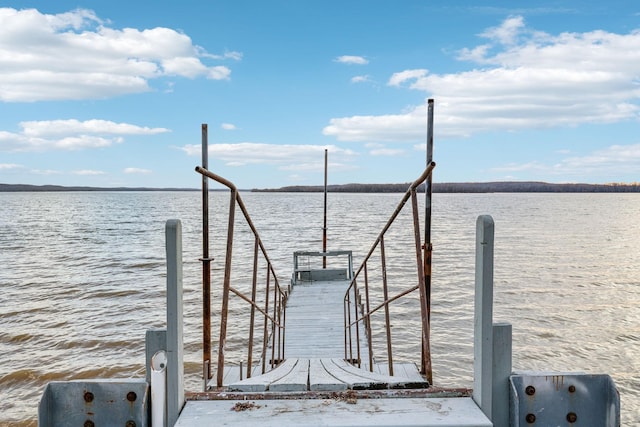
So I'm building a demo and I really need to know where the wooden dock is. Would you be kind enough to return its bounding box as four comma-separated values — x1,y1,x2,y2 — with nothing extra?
178,276,494,426
284,278,361,358
176,396,492,427
214,278,428,392
179,277,490,425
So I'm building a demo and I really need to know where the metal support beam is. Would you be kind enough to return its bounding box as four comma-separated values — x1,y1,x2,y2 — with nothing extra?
473,215,494,418
166,219,184,425
492,322,512,427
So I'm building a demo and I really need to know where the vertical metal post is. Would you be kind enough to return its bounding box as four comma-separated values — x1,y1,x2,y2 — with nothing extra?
261,268,271,374
354,285,361,367
411,189,431,382
281,289,286,360
323,149,328,268
200,124,212,386
422,98,434,383
473,215,495,419
271,278,277,368
165,219,184,426
492,322,512,427
217,190,237,387
247,237,259,379
380,236,394,376
363,264,373,371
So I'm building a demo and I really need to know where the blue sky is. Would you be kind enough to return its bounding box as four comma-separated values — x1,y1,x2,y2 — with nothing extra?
1,1,639,189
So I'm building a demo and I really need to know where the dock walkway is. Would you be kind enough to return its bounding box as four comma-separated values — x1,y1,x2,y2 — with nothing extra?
179,277,490,426
222,278,427,391
284,278,359,358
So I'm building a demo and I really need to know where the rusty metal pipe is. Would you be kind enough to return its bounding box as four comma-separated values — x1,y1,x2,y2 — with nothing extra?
200,125,212,385
380,236,394,376
346,290,353,362
261,267,271,374
412,189,432,381
323,149,328,268
424,98,434,383
271,280,277,368
247,236,259,379
216,189,237,387
353,284,362,367
363,265,373,372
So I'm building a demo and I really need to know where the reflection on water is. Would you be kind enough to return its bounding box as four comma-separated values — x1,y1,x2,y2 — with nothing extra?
0,191,638,425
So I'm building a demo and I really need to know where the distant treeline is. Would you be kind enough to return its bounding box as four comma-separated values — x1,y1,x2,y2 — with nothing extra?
253,181,640,193
0,184,197,192
2,181,640,193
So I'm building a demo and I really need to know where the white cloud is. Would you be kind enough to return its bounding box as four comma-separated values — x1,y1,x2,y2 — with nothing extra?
479,15,526,45
0,8,238,102
204,50,243,61
124,167,152,174
73,169,105,175
0,163,22,170
221,123,238,130
335,55,369,65
388,69,428,87
180,142,358,170
20,119,169,137
369,148,405,156
351,75,371,83
324,104,435,142
325,16,640,142
32,169,62,176
491,143,640,179
0,119,169,151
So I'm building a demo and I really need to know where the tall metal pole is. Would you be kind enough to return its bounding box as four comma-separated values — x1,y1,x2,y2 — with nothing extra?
423,99,434,383
323,149,328,268
201,124,212,387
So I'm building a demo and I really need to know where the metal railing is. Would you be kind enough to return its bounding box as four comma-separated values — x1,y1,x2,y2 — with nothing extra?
344,161,436,383
196,166,287,388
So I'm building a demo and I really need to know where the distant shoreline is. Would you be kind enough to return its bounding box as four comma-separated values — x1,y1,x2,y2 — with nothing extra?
256,181,640,193
2,181,640,193
0,183,200,192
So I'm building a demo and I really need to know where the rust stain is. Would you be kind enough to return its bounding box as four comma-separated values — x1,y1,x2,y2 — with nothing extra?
186,386,471,402
231,401,262,412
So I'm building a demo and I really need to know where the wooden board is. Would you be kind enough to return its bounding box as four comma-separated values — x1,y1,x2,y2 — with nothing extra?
227,358,427,392
175,397,493,426
308,358,347,391
363,362,427,384
327,358,422,389
270,359,309,392
227,358,297,392
284,279,366,359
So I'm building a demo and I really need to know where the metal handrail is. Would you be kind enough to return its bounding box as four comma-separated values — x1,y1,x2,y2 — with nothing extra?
196,166,288,388
344,161,435,382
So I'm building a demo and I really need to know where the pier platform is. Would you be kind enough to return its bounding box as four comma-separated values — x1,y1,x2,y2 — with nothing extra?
176,396,492,426
179,275,491,426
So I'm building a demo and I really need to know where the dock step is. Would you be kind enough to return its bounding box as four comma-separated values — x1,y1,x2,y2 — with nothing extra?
227,358,428,392
175,396,491,427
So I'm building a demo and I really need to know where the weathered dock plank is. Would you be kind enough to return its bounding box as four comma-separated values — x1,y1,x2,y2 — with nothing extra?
327,358,426,389
225,358,424,392
308,358,347,391
227,358,297,392
270,359,309,392
284,279,365,359
175,397,493,426
365,362,427,384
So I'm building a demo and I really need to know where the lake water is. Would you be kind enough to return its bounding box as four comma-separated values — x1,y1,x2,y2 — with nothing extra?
0,191,638,425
